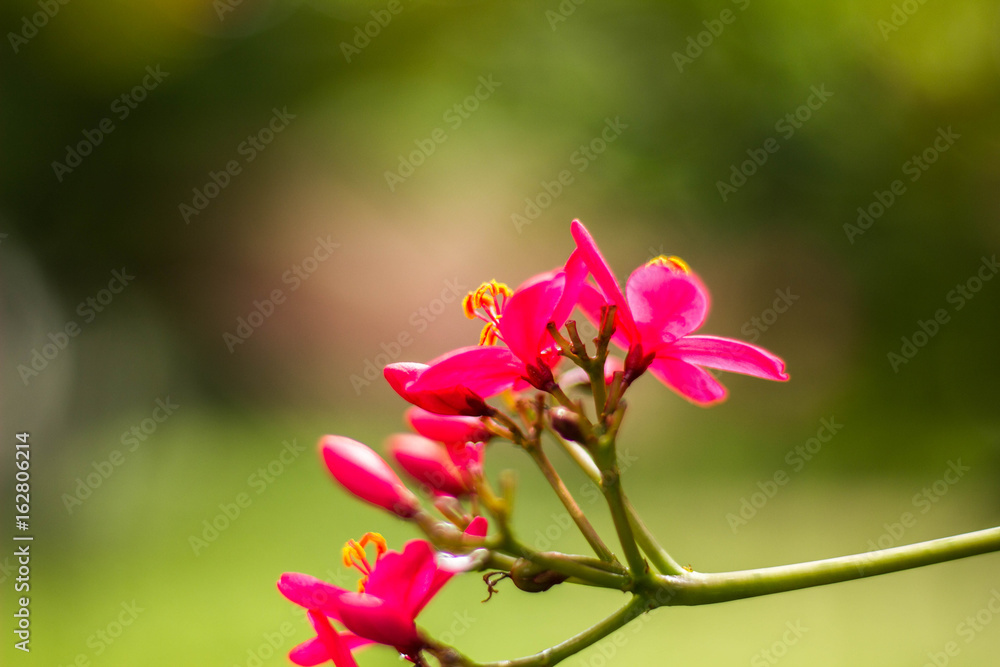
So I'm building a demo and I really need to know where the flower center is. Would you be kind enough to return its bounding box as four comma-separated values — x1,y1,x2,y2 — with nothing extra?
462,280,512,346
647,255,691,274
341,532,387,592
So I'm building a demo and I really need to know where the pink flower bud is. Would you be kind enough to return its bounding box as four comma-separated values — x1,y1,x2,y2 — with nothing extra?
386,434,470,497
405,407,491,444
319,435,419,518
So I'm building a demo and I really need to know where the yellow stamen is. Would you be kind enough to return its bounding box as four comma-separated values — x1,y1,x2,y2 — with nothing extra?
341,532,387,591
463,280,512,346
647,255,691,274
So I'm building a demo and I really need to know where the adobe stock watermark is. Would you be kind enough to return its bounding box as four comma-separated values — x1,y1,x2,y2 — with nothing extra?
8,0,73,54
384,75,501,192
17,267,135,386
51,65,169,182
511,116,629,233
919,589,1000,667
179,107,296,224
740,288,799,343
751,620,809,667
189,438,306,556
56,600,145,666
726,417,844,534
222,235,339,353
62,397,180,514
339,0,408,62
886,255,997,373
546,0,587,31
672,0,752,73
854,459,970,575
877,0,932,41
844,126,960,243
716,84,833,201
349,278,468,395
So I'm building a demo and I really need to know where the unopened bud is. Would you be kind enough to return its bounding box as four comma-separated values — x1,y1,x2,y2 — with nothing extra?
319,435,420,518
550,407,585,443
524,359,556,392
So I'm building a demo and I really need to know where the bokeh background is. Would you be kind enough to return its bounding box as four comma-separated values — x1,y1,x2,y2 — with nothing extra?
3,0,1000,665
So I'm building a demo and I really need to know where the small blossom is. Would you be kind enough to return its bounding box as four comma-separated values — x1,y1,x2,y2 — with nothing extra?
279,521,488,664
384,254,587,415
571,220,789,405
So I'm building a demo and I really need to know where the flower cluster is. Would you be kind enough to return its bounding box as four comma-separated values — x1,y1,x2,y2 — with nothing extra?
277,220,788,666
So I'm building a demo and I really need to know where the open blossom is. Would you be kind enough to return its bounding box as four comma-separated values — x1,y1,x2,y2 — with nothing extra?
279,520,488,665
571,220,789,405
384,256,586,415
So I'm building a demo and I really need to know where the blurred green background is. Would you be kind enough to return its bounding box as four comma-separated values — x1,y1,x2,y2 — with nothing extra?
2,0,999,665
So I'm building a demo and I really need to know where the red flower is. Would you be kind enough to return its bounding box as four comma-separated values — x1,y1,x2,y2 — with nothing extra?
279,520,488,665
384,255,586,415
571,220,789,405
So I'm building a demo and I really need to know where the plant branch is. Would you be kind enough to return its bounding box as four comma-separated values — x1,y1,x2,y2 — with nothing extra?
527,444,616,563
656,525,1000,606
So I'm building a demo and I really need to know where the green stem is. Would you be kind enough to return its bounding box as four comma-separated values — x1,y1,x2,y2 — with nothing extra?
443,596,650,667
657,525,1000,606
600,465,646,575
624,498,685,576
587,363,607,420
546,427,602,484
527,446,616,563
501,537,628,590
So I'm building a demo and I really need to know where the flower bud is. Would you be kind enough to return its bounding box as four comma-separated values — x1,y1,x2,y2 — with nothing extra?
549,407,585,443
319,435,420,518
406,407,491,444
386,434,470,497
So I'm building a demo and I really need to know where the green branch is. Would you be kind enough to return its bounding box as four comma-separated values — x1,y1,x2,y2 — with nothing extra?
657,525,1000,606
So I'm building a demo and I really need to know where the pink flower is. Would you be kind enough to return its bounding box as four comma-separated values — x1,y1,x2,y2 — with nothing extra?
319,436,420,518
279,521,488,665
571,220,789,405
384,257,586,415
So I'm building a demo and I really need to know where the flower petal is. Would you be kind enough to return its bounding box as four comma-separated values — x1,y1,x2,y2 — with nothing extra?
570,220,637,339
499,272,566,363
334,592,420,654
663,335,789,381
384,361,492,416
576,282,633,351
625,264,709,349
289,637,335,666
278,573,346,617
411,346,522,398
306,610,361,667
551,250,587,327
406,407,490,444
648,357,727,405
